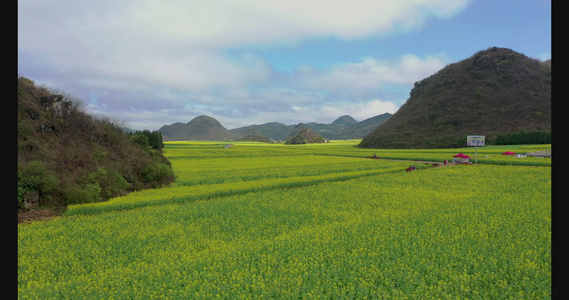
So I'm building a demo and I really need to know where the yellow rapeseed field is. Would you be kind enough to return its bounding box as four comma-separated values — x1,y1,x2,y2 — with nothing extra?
19,141,551,299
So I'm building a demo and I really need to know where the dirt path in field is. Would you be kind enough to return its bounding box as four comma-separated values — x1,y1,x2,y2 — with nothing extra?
367,157,462,167
367,157,440,165
18,207,65,224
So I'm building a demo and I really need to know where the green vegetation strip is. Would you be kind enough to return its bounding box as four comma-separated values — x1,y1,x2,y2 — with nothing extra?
64,162,414,217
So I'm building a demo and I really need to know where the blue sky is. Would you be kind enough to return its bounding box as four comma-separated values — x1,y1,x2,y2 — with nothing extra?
18,0,551,130
232,0,551,72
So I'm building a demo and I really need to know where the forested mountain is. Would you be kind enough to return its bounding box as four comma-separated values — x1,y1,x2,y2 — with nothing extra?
227,122,292,141
335,113,392,139
359,47,551,148
159,115,236,141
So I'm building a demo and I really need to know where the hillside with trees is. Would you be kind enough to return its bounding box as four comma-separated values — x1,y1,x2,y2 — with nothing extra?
359,47,551,149
302,115,358,138
229,122,292,141
285,125,326,144
335,113,392,139
159,115,236,141
18,76,174,222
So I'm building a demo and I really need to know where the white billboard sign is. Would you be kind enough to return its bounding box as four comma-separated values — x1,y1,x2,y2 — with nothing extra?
466,135,485,164
467,135,485,147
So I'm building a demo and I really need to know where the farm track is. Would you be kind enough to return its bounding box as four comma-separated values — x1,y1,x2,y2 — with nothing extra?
64,163,424,217
22,158,434,223
370,157,446,166
376,158,473,167
31,155,449,221
317,153,449,167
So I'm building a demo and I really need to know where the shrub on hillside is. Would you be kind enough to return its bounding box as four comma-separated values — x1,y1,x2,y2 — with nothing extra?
141,162,174,187
130,130,164,150
84,168,130,200
17,161,59,209
62,183,102,205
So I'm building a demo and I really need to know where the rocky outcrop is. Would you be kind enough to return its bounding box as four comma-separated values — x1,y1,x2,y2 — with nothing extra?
41,95,72,118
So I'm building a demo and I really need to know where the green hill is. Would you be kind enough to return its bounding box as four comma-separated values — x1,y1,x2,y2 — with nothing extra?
336,113,392,139
304,115,358,138
285,125,326,144
159,115,236,141
17,76,174,220
359,47,551,149
331,115,358,126
229,122,292,141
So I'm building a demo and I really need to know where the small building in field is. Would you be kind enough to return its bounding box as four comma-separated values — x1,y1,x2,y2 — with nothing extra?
452,153,471,164
528,151,551,158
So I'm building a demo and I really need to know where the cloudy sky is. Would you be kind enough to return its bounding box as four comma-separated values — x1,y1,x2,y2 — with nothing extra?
18,0,551,130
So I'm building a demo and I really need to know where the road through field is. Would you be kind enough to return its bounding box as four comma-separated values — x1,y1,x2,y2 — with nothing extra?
366,157,448,167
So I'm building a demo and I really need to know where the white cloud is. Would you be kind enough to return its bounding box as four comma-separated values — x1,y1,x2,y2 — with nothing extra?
18,0,467,85
228,0,471,41
18,0,469,130
211,98,400,129
292,54,450,96
28,52,447,130
319,99,399,121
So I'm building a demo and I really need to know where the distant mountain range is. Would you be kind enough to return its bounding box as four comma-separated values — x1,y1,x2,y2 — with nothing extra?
159,113,392,141
159,47,550,147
